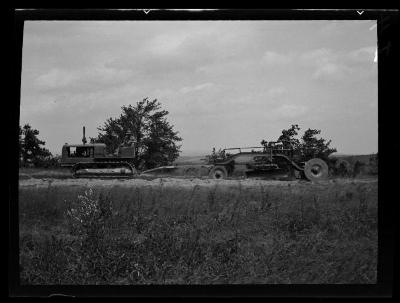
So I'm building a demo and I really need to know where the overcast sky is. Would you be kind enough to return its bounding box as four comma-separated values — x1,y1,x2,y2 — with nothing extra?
20,20,377,156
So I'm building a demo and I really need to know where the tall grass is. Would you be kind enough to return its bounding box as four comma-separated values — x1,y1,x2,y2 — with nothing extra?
19,180,378,284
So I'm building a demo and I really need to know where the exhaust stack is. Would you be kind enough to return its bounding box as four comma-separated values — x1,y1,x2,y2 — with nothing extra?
82,126,87,145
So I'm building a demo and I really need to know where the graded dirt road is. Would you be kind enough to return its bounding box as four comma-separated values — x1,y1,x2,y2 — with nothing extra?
19,175,378,190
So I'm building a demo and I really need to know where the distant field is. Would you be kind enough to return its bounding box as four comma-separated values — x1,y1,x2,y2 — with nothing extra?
19,177,377,284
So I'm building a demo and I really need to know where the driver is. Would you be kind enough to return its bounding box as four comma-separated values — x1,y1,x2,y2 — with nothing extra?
124,130,135,146
115,130,136,156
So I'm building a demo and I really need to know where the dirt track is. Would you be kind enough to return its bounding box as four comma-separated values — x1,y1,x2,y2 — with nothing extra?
19,176,377,189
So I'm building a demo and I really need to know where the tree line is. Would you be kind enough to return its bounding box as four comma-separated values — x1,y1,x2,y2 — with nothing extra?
20,97,371,173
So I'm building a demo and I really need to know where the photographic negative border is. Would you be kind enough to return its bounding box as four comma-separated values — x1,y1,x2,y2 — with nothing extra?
9,8,397,298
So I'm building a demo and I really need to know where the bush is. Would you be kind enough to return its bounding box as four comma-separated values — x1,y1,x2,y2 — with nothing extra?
368,154,378,175
35,154,62,168
329,158,353,178
19,154,61,169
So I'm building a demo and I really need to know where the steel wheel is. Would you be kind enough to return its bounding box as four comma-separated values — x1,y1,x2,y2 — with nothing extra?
304,158,329,181
209,166,228,179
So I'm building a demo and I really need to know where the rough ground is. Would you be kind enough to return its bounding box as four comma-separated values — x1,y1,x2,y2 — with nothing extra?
19,174,377,189
18,170,378,284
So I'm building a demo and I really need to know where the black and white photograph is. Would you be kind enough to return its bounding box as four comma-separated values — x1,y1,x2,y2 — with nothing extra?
13,10,387,289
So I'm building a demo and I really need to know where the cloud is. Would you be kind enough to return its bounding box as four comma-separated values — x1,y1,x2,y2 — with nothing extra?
179,82,214,94
266,86,287,98
299,47,376,82
20,21,378,155
259,47,376,82
347,46,376,63
21,83,140,120
34,66,133,92
300,48,333,64
312,62,349,81
272,104,307,119
34,69,76,90
261,51,292,65
148,32,189,56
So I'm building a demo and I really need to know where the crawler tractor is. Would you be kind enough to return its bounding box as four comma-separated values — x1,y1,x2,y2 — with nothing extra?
60,127,137,178
207,141,329,181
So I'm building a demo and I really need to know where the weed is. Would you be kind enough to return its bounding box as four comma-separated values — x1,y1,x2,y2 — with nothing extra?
19,179,378,284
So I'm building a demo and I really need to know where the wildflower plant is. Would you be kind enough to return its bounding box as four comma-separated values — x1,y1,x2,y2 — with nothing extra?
66,188,112,240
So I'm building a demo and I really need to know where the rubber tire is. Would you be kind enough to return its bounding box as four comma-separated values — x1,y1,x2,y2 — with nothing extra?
304,158,329,181
209,166,228,179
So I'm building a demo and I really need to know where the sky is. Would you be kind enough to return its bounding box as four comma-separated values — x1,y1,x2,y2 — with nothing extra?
20,20,377,156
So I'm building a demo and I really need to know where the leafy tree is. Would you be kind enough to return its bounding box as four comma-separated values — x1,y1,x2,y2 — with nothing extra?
91,98,182,169
301,128,336,161
19,124,52,167
261,124,336,162
278,124,301,150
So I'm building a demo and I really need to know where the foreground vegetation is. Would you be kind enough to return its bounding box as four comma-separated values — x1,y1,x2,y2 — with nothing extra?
19,179,377,284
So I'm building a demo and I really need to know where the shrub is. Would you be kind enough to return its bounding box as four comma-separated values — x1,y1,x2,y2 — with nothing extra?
368,154,378,175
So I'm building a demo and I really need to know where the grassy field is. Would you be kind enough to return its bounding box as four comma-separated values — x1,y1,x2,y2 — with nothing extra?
18,177,378,284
